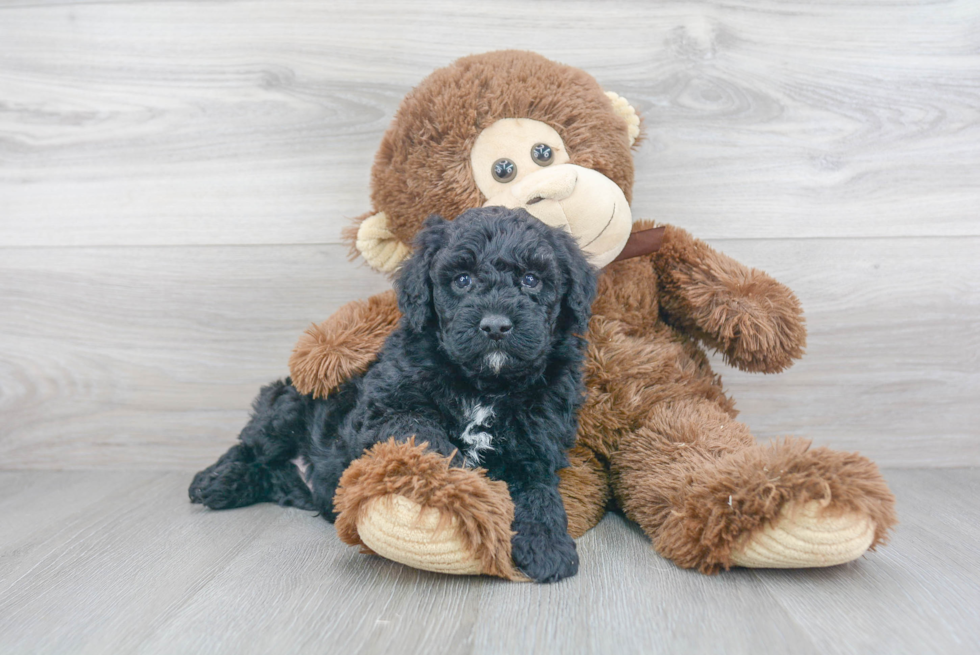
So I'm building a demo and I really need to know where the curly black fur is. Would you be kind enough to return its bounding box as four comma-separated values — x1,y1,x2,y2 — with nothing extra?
190,207,598,582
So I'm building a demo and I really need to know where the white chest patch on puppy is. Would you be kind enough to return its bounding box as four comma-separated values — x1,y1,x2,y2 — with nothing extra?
292,456,314,491
460,402,495,468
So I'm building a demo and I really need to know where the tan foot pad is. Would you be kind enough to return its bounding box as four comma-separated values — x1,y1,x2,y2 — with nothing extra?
356,494,483,575
731,500,876,569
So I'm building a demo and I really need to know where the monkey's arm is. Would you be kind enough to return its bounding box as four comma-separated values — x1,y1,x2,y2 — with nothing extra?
652,223,806,374
289,290,401,397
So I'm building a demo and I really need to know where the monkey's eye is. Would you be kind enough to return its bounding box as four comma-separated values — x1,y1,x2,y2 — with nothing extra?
530,143,554,167
492,158,517,182
453,273,472,289
521,273,540,289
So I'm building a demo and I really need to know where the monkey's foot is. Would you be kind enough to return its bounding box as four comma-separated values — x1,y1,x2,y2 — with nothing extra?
731,499,876,568
653,438,896,573
356,494,483,574
333,438,525,580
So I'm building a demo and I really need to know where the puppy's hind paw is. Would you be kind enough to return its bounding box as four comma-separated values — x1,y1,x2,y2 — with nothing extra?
188,449,265,510
512,532,579,583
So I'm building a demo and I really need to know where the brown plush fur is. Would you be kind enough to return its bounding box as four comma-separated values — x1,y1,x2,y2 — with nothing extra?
654,225,807,374
292,51,896,574
333,438,523,581
351,50,636,249
641,436,896,573
290,290,401,399
559,445,611,539
297,219,898,572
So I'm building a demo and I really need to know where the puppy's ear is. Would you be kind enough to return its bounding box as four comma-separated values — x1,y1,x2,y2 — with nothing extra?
395,215,449,332
555,230,599,337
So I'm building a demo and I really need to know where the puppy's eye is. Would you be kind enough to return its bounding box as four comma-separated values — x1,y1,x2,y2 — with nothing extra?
453,273,472,289
492,158,516,183
521,273,540,289
530,143,554,167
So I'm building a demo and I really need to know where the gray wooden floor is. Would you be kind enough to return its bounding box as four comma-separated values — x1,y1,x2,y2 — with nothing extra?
2,2,978,653
0,468,977,655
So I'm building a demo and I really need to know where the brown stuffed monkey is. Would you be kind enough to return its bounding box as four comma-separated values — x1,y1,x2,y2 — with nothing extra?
290,51,896,578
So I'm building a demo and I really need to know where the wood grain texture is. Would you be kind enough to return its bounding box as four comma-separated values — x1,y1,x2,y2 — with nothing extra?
0,244,390,468
750,468,980,655
1,235,977,469
0,469,977,654
709,236,980,466
0,0,978,246
0,0,978,468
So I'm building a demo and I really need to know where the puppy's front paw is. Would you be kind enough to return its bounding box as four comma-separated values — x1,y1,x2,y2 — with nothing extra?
512,531,579,583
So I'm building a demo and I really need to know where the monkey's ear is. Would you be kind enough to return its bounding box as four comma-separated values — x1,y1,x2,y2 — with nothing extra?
355,211,413,274
604,91,641,147
395,215,449,332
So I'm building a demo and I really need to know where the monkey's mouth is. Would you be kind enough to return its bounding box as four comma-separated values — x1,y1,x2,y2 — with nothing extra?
580,203,616,249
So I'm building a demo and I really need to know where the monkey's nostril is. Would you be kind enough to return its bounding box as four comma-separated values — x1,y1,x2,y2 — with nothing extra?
517,167,578,204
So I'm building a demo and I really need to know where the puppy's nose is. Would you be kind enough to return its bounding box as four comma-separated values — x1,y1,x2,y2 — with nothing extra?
480,315,513,341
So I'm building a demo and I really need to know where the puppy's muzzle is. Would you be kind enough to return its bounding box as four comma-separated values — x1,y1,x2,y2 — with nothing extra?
479,314,513,342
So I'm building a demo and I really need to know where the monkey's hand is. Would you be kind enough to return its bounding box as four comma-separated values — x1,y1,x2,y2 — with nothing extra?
289,290,400,397
654,224,807,374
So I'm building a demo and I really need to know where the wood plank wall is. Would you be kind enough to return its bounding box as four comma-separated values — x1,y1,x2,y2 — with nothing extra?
1,1,978,469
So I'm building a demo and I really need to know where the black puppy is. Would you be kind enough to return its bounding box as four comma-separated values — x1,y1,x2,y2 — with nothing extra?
190,206,598,582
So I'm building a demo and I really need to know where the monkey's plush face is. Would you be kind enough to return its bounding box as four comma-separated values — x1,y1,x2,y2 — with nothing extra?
470,119,572,197
352,51,640,274
472,118,633,269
